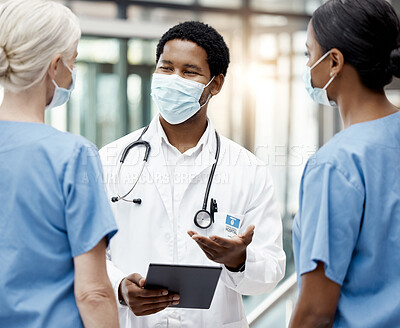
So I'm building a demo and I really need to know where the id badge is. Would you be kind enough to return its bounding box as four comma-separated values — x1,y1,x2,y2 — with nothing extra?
225,214,241,238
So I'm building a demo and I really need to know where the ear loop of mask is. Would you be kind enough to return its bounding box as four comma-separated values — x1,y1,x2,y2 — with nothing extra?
310,51,337,90
310,50,331,70
52,60,74,88
199,76,215,109
322,73,337,90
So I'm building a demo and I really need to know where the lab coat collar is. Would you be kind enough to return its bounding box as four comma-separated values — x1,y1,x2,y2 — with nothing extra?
145,114,218,159
155,115,216,158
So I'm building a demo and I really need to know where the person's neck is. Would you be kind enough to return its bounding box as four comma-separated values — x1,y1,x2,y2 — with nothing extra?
337,85,399,129
0,83,47,123
159,112,208,154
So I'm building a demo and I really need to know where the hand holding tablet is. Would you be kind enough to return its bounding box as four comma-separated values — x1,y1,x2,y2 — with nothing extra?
119,272,180,316
144,264,222,309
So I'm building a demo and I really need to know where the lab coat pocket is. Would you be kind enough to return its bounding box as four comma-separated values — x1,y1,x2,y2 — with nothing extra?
207,213,245,239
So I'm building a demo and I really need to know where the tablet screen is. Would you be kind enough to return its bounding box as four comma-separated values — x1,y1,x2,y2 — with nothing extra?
144,263,222,309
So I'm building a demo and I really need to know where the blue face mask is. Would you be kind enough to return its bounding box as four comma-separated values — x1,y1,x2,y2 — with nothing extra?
303,50,337,107
46,60,76,110
151,73,214,125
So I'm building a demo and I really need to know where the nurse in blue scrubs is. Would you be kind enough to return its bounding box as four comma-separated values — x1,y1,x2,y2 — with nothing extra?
0,1,118,327
290,0,400,327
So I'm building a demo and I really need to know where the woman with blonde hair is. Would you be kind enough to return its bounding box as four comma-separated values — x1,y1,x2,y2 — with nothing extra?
0,1,119,327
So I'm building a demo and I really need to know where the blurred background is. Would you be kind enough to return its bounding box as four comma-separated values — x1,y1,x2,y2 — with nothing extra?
2,0,399,326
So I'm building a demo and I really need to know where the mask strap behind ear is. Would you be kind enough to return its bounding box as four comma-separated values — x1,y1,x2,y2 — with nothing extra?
323,74,337,90
205,76,215,88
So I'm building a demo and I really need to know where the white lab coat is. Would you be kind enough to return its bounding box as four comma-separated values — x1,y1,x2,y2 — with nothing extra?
99,116,286,328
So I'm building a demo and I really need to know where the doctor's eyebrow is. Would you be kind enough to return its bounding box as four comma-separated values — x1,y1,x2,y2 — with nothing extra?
159,60,174,66
183,64,202,72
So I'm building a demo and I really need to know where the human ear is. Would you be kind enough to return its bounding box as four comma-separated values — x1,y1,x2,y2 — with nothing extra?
329,48,344,77
47,54,62,81
210,74,225,96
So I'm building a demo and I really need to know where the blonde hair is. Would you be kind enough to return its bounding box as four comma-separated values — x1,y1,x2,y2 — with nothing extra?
0,0,81,92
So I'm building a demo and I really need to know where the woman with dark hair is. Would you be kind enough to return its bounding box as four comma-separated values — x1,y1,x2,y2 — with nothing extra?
290,0,400,327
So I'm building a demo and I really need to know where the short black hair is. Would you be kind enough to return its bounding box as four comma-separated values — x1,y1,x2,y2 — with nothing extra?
312,0,400,91
156,21,230,77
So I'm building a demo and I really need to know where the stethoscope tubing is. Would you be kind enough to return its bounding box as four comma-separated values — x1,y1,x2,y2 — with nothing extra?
112,124,221,221
112,125,150,203
114,160,146,202
201,132,220,210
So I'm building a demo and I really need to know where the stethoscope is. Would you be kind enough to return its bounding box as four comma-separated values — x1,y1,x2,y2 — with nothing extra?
111,125,221,229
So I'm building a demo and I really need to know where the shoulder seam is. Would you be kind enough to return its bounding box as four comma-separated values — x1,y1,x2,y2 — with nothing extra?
305,162,364,196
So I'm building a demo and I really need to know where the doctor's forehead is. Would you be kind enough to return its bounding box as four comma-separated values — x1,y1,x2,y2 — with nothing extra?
157,39,210,71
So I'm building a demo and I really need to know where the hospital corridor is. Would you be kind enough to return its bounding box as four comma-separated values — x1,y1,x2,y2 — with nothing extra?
1,0,400,327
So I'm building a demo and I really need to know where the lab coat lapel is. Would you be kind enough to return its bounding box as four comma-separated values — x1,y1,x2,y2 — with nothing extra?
141,117,226,222
179,120,226,202
142,119,175,222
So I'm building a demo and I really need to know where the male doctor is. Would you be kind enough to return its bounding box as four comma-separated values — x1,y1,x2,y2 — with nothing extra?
100,21,286,328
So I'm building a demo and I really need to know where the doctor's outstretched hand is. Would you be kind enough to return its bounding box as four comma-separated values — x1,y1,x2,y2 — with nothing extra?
188,225,255,270
118,273,180,316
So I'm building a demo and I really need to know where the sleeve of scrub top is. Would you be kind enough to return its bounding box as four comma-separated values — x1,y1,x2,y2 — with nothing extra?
220,164,286,295
63,142,118,258
99,146,130,310
297,163,365,285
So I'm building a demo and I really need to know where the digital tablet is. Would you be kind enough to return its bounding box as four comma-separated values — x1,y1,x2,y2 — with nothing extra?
144,263,222,309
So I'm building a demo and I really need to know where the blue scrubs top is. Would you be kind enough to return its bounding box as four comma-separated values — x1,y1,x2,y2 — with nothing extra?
0,122,118,328
293,111,400,328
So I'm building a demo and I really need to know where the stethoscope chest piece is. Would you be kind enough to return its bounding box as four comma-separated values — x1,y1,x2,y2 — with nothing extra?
194,210,213,229
192,132,221,229
194,198,218,229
